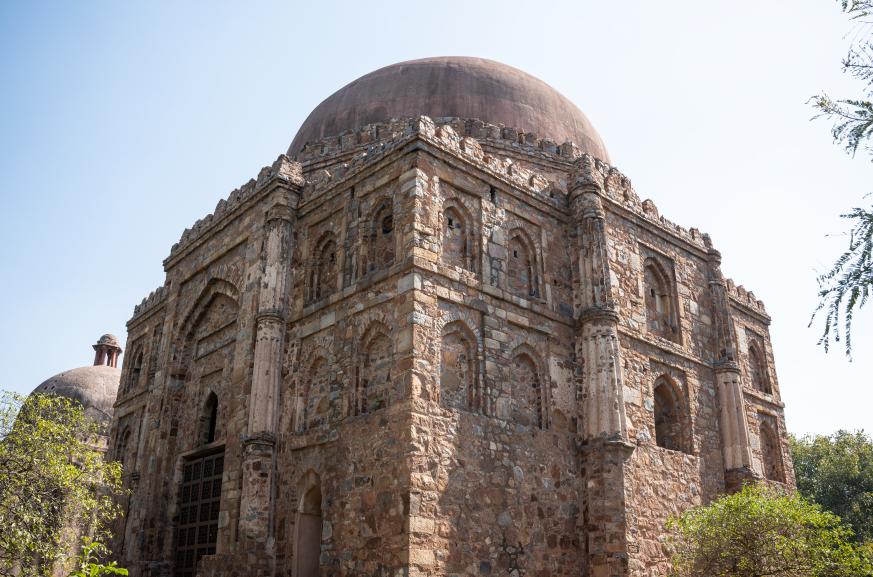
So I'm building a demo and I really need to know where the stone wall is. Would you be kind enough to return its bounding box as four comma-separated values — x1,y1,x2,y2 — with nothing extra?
109,116,794,577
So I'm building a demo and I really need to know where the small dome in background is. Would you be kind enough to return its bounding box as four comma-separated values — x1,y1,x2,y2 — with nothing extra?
97,334,120,348
32,365,121,427
29,334,123,431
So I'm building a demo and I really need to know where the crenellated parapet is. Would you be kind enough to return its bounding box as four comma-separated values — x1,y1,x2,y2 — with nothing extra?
167,154,303,261
294,116,588,166
130,285,168,322
726,278,769,318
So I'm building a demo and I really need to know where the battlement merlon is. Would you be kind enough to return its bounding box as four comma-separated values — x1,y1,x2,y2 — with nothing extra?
162,155,303,269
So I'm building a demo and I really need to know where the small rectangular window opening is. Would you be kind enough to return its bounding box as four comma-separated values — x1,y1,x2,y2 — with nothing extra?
513,250,518,258
382,215,393,234
448,218,453,227
490,187,496,203
329,252,335,262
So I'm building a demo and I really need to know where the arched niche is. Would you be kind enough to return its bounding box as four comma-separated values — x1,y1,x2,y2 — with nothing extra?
507,231,537,300
441,201,475,272
760,422,784,482
748,342,771,394
300,356,330,431
439,321,478,411
293,472,322,577
366,199,395,274
127,348,144,394
116,427,133,471
643,259,679,344
310,233,338,302
509,346,548,430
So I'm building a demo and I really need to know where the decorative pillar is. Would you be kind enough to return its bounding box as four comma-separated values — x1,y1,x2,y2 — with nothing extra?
239,200,295,550
569,155,627,441
705,239,754,490
570,155,635,577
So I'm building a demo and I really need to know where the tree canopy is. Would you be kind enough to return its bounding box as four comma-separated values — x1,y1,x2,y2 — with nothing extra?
790,430,873,545
809,1,873,358
0,391,124,577
667,482,872,577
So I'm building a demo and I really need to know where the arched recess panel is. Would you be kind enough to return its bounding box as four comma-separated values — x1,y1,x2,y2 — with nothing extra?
362,334,393,412
300,357,330,431
310,233,338,302
441,203,475,272
643,260,679,343
508,234,536,300
367,200,395,274
174,281,240,454
439,322,477,411
293,472,322,577
652,379,682,451
507,352,546,429
760,421,784,482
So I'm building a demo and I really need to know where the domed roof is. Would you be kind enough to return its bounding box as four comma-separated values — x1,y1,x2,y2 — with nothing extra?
32,365,120,426
96,334,120,348
288,57,611,163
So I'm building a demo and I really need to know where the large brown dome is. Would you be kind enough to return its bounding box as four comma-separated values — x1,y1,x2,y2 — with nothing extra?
288,57,611,163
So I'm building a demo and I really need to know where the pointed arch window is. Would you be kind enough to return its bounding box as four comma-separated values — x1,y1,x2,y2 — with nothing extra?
760,422,784,482
508,233,537,300
367,201,395,274
200,392,219,445
748,343,771,394
643,260,680,344
652,378,684,452
127,349,144,393
116,428,132,470
309,234,338,302
439,322,478,411
509,349,548,430
441,205,474,272
300,357,329,431
293,474,322,577
355,328,393,416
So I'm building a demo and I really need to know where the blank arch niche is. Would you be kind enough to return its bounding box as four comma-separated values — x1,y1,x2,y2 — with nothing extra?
293,473,322,577
507,231,537,300
310,233,338,302
441,202,475,272
651,376,688,453
439,321,477,411
760,422,784,482
748,341,771,394
642,258,680,344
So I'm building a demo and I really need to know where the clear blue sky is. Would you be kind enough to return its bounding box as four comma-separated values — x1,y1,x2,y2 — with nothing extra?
1,0,870,435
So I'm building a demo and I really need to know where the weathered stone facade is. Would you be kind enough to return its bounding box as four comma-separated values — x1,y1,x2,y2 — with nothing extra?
109,59,794,577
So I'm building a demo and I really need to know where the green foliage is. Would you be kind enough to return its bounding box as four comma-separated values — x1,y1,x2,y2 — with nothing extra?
809,1,873,357
0,391,124,577
666,482,872,577
809,205,873,358
790,430,873,544
811,1,873,159
68,539,127,577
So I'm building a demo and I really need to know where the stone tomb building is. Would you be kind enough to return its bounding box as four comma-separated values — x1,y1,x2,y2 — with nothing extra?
110,57,794,577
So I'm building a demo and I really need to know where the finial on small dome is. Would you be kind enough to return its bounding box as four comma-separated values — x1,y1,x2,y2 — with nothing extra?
93,334,123,368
